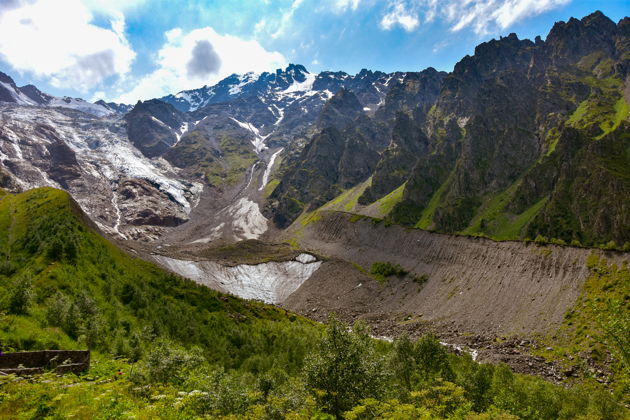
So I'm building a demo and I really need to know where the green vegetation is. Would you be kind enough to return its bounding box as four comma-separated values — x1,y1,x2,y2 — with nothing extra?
415,168,456,230
0,188,319,367
262,178,280,198
538,255,630,404
0,188,627,418
369,262,408,284
167,130,257,188
374,182,406,216
197,239,297,265
204,135,257,187
2,315,627,419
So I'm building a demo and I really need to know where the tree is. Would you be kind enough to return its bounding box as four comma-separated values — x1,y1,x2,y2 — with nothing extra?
304,316,386,418
415,334,454,382
7,273,33,315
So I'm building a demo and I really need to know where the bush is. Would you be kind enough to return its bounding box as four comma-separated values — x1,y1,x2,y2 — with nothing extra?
135,339,205,385
7,274,33,315
370,262,407,283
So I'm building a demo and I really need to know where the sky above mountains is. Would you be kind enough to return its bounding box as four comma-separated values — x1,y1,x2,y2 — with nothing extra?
0,0,626,104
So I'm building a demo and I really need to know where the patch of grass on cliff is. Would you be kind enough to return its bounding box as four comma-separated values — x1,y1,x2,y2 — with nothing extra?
262,178,280,198
415,167,456,229
462,180,522,237
566,84,628,140
374,182,406,216
318,178,371,213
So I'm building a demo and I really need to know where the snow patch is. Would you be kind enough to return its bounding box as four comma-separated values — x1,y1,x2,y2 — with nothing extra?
150,116,169,128
295,253,317,263
230,117,269,154
48,97,113,117
0,81,36,105
283,72,316,94
154,255,322,303
174,122,189,145
259,148,283,191
219,197,268,240
457,117,470,129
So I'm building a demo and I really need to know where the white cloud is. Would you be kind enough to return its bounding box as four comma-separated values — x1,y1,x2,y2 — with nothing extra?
332,0,361,13
0,0,136,92
423,0,570,35
112,26,287,104
380,1,419,32
380,0,569,35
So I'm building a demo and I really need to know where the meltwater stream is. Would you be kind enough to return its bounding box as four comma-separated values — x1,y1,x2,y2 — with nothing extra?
154,253,322,304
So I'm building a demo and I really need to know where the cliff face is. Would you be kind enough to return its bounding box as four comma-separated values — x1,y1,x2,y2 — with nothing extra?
285,211,630,336
270,12,629,248
377,11,630,247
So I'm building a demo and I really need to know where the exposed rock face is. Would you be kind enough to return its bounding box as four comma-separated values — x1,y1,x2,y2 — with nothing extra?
316,88,364,130
341,11,630,247
125,99,186,158
265,90,388,227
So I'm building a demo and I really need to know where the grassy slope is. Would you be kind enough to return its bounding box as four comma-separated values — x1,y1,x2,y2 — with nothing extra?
0,188,319,370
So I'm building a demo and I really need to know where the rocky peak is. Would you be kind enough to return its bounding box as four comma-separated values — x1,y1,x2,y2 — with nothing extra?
317,88,363,130
19,84,53,105
454,33,535,80
546,10,618,64
125,99,185,158
130,99,184,129
284,64,309,81
0,71,15,85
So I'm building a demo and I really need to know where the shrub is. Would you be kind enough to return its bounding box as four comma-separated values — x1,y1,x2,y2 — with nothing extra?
370,262,407,283
7,274,33,315
136,339,205,385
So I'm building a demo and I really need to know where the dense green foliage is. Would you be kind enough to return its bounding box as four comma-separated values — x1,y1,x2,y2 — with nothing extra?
0,188,627,418
2,317,627,419
0,188,319,371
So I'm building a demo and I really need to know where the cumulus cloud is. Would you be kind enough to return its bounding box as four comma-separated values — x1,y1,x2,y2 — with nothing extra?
186,40,221,78
0,0,135,92
113,26,287,104
380,1,419,32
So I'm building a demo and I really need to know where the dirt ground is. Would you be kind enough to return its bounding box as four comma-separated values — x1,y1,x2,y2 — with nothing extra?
279,211,630,383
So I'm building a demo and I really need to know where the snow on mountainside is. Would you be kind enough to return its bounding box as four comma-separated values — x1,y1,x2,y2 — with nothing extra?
0,104,202,241
0,63,406,243
0,71,130,117
160,64,404,114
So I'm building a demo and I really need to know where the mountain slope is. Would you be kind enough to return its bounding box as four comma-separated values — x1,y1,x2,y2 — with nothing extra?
0,187,319,367
271,11,629,249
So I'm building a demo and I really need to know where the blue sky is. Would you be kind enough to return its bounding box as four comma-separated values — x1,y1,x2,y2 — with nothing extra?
0,0,627,104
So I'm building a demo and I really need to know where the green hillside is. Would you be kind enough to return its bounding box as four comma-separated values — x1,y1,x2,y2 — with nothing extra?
0,188,627,418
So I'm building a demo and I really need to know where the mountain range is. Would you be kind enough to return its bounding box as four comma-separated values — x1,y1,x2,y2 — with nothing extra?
1,10,630,416
0,10,628,249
